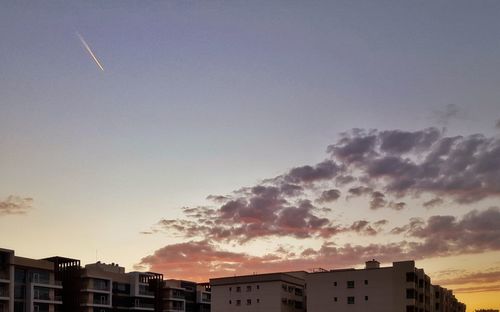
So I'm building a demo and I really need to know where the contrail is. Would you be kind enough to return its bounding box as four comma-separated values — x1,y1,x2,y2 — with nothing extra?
76,32,104,71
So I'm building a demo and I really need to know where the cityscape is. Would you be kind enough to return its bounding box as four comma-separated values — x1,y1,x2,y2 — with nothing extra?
1,1,500,311
1,248,467,311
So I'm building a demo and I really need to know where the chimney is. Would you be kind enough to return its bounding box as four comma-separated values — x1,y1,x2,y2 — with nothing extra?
365,259,380,269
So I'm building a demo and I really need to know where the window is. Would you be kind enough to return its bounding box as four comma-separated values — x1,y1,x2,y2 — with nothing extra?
256,299,260,303
364,280,368,285
406,305,415,312
365,296,368,301
333,281,337,286
334,297,337,302
288,286,294,293
229,300,231,304
295,288,303,296
282,284,287,291
236,286,241,292
246,299,251,305
229,287,232,292
295,301,303,309
236,300,241,306
406,272,415,282
406,289,415,299
246,285,251,292
256,285,260,290
347,296,355,304
347,281,355,288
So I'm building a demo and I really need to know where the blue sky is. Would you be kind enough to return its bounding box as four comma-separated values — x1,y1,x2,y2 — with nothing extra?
1,1,500,310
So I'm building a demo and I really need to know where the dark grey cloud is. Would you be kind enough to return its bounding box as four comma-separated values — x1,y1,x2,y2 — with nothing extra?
423,197,444,208
316,189,341,203
283,160,340,184
347,186,373,197
388,201,406,211
330,128,500,203
0,196,33,216
349,220,377,235
370,191,387,210
379,128,441,154
327,129,378,164
397,207,500,255
151,186,342,243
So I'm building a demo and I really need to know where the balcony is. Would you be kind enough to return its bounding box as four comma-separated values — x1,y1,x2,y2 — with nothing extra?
81,281,110,293
0,271,9,282
0,288,8,299
131,301,155,310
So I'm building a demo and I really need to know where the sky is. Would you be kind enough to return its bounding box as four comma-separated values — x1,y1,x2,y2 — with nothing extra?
1,1,500,310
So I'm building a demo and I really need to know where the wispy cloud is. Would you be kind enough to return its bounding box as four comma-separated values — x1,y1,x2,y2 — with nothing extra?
0,196,33,216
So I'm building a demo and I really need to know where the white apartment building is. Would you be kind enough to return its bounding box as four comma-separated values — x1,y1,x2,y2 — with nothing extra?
210,272,305,312
209,260,465,312
306,260,436,312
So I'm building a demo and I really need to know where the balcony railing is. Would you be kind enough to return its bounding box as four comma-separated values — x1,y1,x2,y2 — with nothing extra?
134,302,155,309
0,271,9,280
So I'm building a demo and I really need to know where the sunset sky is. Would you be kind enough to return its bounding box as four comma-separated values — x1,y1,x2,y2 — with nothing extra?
1,1,500,311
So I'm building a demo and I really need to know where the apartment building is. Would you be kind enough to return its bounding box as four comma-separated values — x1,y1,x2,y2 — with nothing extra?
306,260,432,312
209,260,465,312
44,257,163,312
210,272,305,312
0,248,63,312
432,285,467,312
160,279,211,312
196,283,211,312
1,248,213,312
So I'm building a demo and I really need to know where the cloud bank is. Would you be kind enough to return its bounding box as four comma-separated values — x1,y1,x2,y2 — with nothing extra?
139,127,500,284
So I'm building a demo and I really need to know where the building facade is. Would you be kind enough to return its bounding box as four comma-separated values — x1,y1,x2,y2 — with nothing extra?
160,279,211,312
210,260,465,312
0,248,63,312
210,273,305,312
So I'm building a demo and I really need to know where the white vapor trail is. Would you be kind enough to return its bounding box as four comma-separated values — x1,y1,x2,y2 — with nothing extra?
76,32,104,71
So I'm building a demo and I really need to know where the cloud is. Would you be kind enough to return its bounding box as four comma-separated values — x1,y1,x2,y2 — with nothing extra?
206,195,230,203
139,207,500,281
435,269,500,286
347,186,373,197
0,196,33,216
137,239,414,281
329,128,500,203
151,186,342,243
433,268,500,294
282,160,340,184
369,191,387,209
397,207,500,256
496,119,500,129
316,189,341,203
434,104,460,125
423,197,444,209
